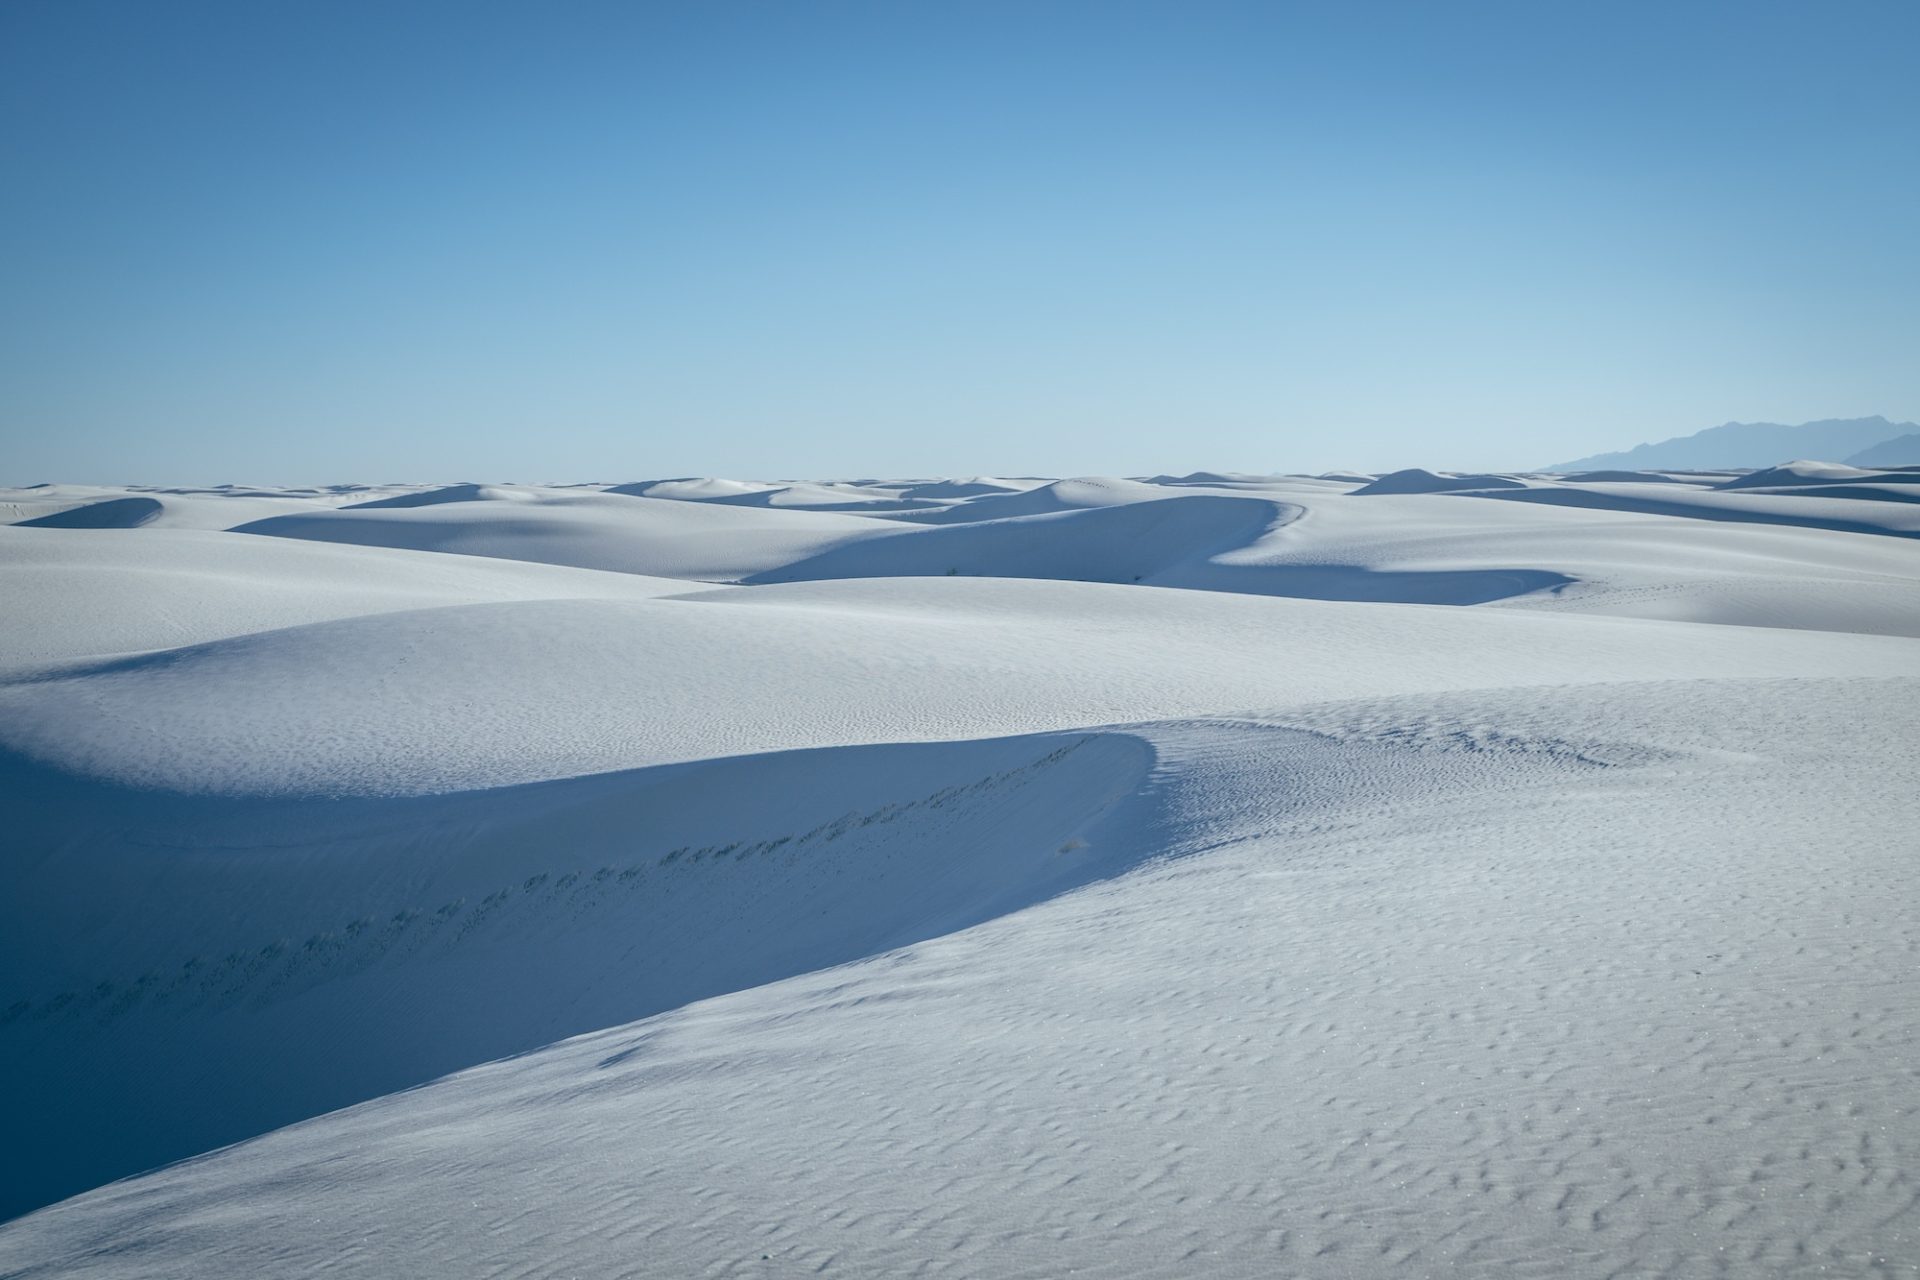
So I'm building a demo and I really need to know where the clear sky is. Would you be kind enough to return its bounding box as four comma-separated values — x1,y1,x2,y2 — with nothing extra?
2,0,1915,483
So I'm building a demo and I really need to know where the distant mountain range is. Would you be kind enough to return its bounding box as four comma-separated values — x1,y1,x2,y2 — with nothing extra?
1846,433,1920,469
1549,416,1920,472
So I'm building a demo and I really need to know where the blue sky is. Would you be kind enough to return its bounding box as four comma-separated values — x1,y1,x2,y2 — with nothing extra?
2,0,1915,482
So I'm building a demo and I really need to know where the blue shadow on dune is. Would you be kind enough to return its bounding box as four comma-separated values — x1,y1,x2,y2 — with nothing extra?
0,728,1156,1221
747,493,1572,605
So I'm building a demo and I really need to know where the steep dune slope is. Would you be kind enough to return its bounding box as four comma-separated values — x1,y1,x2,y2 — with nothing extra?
4,679,1913,1277
0,729,1148,1219
748,494,1297,589
15,496,164,528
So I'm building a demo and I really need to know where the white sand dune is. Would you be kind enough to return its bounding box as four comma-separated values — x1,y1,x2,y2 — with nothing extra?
15,495,166,528
610,478,928,510
1,724,1152,1224
895,476,1041,500
1,469,1917,1276
886,475,1176,523
1716,460,1906,490
1478,475,1920,538
0,527,697,665
607,476,785,502
155,472,1920,629
234,490,888,580
1352,468,1533,494
341,482,539,508
11,486,404,531
749,494,1300,588
7,577,1912,797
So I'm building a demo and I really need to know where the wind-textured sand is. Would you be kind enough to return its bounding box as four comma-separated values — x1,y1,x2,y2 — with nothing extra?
2,467,1916,1277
